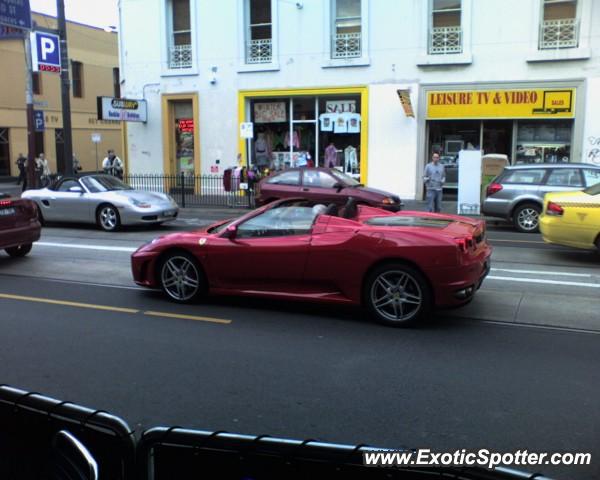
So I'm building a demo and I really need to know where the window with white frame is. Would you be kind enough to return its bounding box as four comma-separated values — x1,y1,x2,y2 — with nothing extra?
539,0,579,49
429,0,462,55
331,0,361,59
167,0,192,69
245,0,272,64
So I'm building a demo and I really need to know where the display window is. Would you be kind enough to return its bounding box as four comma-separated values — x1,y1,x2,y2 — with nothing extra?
246,93,362,179
515,120,572,164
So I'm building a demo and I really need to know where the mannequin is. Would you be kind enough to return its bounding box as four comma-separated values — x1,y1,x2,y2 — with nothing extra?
255,132,270,167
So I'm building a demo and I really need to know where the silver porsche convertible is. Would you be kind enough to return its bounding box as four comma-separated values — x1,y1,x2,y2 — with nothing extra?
22,174,179,231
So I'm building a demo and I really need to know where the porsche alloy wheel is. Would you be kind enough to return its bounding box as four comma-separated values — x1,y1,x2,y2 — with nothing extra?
366,265,430,327
5,243,33,257
97,205,120,232
159,253,203,303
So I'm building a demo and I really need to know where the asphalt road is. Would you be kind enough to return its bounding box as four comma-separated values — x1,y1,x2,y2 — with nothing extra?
0,218,599,479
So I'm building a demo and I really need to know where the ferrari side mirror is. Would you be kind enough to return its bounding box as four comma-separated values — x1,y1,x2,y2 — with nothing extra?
223,225,238,240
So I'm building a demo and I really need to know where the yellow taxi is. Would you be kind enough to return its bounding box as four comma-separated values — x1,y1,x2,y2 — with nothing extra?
539,182,600,252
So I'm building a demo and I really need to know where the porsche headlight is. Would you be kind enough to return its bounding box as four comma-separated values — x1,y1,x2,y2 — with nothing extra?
129,197,151,208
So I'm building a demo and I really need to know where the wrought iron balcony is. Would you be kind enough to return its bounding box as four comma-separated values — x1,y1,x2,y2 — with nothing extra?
246,38,273,64
429,26,462,55
539,18,578,49
169,44,193,69
332,32,362,59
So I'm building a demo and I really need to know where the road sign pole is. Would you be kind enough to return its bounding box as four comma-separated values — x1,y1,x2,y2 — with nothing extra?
23,34,37,189
95,143,98,172
57,0,73,175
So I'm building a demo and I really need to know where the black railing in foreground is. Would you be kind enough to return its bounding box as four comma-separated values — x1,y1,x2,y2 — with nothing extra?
124,173,256,209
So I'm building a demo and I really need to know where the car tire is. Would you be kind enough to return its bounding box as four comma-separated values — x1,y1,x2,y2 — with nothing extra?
158,251,206,303
96,204,120,232
595,236,600,254
5,243,33,257
513,203,541,233
364,263,432,327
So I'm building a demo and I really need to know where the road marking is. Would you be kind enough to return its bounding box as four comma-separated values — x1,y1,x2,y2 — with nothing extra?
144,310,232,324
490,239,545,244
37,242,137,253
490,268,592,278
487,275,600,288
0,293,139,313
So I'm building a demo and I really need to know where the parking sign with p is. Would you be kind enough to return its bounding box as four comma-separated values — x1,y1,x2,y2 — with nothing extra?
30,31,61,73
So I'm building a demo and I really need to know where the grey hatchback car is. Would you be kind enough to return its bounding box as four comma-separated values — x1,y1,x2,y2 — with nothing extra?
482,163,600,233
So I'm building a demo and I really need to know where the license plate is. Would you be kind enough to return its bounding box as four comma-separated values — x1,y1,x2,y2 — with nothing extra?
0,207,15,216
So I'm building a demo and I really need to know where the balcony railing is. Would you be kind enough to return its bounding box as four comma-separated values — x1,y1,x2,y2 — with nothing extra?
169,44,193,69
539,18,578,49
429,26,462,54
246,38,273,64
332,32,362,59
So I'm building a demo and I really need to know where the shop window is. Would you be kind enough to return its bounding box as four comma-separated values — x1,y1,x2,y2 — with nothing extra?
516,120,572,164
174,101,195,175
113,67,120,98
32,72,42,95
71,61,83,98
545,168,583,187
539,0,579,49
429,0,462,55
245,0,272,64
583,169,600,188
167,0,192,68
331,0,362,59
0,128,9,176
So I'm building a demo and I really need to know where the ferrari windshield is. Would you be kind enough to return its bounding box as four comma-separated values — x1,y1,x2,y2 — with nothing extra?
81,175,133,193
330,169,361,186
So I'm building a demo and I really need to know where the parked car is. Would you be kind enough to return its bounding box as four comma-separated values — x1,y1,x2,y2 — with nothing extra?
132,198,491,327
22,174,179,232
255,168,402,211
0,192,41,257
481,163,600,233
540,182,600,252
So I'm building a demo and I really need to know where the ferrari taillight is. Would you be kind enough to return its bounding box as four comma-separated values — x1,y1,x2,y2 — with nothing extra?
0,199,11,207
546,201,564,216
455,235,474,253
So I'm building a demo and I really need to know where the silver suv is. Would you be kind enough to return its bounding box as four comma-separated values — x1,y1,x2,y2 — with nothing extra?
482,163,600,233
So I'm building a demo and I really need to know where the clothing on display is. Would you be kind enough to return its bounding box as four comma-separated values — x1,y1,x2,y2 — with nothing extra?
255,133,271,167
284,130,301,149
324,143,339,168
344,145,358,174
319,113,336,132
334,116,348,134
343,113,361,133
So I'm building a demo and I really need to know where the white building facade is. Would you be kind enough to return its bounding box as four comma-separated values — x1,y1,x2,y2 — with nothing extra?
118,0,599,200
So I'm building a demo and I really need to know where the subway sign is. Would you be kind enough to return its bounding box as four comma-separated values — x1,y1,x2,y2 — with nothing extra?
426,88,576,119
97,96,147,122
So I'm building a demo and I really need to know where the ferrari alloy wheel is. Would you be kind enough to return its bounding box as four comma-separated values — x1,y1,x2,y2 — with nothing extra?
159,253,203,303
97,204,120,232
5,243,33,257
366,264,431,327
513,203,540,233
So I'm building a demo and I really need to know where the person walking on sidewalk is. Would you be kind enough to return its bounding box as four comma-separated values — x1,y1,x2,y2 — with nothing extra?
15,153,26,185
423,152,445,213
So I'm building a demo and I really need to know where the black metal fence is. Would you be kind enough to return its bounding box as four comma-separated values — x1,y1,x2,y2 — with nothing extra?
123,173,256,209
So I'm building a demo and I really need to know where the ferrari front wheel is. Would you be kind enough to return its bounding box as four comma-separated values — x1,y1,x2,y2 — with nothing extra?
365,264,431,327
158,252,205,303
5,243,33,257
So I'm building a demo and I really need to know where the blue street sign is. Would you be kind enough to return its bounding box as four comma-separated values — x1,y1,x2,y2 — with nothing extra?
31,31,61,73
0,0,31,30
0,24,24,39
34,110,45,132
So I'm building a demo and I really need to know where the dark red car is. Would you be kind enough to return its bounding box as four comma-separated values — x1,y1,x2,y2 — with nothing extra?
0,193,41,257
255,168,402,211
132,198,491,327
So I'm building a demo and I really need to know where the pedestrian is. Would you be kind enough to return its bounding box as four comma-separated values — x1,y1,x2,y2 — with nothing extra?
423,151,445,213
36,153,51,187
72,155,82,175
102,149,123,179
15,153,26,185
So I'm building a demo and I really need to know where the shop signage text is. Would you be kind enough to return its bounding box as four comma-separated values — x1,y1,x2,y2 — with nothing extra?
178,119,194,133
325,100,356,113
97,96,147,122
254,102,286,123
427,88,575,119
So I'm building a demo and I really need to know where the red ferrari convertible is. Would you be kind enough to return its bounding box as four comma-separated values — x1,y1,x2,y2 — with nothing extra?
132,198,491,326
0,193,41,257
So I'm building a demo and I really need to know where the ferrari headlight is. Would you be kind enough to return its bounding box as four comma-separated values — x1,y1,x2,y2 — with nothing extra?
382,197,396,205
129,197,151,208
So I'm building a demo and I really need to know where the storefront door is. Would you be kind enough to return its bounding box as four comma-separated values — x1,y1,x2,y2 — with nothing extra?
482,121,512,159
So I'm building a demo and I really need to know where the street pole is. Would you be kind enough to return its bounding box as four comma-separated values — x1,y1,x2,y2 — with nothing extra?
56,0,73,175
23,34,36,190
95,143,98,172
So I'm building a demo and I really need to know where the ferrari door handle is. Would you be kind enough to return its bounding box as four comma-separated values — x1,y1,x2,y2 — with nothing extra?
302,188,309,192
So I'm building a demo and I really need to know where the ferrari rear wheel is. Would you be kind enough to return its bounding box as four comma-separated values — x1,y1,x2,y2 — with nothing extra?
159,252,205,303
97,204,120,232
5,243,33,257
365,264,431,327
